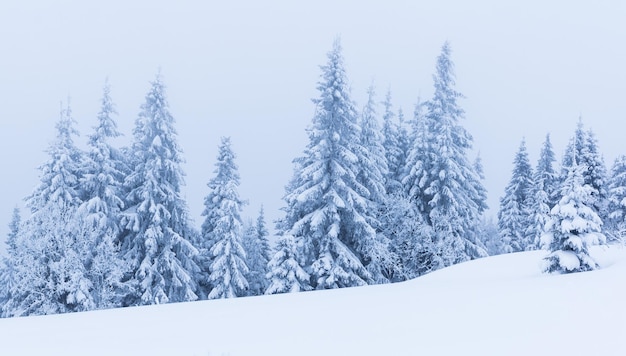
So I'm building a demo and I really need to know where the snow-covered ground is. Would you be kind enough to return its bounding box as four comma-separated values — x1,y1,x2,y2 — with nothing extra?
1,246,624,356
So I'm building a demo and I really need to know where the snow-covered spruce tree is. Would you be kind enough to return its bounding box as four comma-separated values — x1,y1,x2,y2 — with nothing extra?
200,137,249,299
359,85,388,205
526,134,558,250
542,161,605,273
402,42,487,267
120,74,199,306
0,207,21,315
357,84,392,283
242,206,272,296
560,121,608,222
278,38,373,289
78,81,129,309
497,139,534,253
606,155,626,243
5,105,95,316
381,89,405,194
265,235,312,295
581,129,609,224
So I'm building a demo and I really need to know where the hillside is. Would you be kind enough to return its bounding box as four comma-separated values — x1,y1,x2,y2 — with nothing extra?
1,246,624,356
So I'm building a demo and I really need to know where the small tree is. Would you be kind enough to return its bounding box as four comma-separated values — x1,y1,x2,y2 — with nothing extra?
542,162,605,273
242,207,272,296
606,155,626,243
265,235,312,295
0,207,21,315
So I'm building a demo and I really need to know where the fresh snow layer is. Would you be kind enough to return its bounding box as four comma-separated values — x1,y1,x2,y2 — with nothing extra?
1,246,625,356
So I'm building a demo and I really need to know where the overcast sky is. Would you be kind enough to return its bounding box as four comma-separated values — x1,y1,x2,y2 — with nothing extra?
1,1,625,242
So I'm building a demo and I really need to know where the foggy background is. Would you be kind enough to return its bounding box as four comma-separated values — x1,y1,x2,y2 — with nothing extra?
1,0,625,246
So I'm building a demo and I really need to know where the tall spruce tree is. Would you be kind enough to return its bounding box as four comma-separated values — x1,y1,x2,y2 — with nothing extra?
201,137,249,299
78,81,129,309
120,74,199,305
527,134,558,250
402,42,487,266
497,139,534,252
278,39,372,289
542,161,605,273
357,84,392,283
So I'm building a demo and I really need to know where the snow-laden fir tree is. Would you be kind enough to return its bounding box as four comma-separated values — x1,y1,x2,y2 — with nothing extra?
78,81,129,309
497,139,534,253
242,206,272,296
120,74,199,305
526,134,558,250
265,235,312,294
278,38,372,289
5,105,94,316
402,42,487,267
606,155,626,243
542,160,605,273
0,207,21,315
200,137,249,299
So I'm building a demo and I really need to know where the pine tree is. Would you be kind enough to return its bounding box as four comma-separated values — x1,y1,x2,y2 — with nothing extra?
78,81,128,309
200,137,249,299
6,105,94,316
265,235,312,294
497,139,534,252
527,134,558,250
402,42,487,266
606,155,626,243
542,161,605,273
120,74,199,305
278,39,372,289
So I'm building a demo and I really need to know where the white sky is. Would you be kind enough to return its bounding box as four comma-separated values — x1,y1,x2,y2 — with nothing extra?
1,1,625,242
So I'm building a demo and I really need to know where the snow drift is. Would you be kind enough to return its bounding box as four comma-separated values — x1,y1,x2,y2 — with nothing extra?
1,246,624,356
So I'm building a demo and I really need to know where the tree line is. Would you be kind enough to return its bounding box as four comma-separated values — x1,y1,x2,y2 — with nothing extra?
5,38,593,317
493,119,625,273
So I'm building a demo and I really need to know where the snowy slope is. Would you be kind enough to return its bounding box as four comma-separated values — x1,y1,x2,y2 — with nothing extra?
1,246,625,356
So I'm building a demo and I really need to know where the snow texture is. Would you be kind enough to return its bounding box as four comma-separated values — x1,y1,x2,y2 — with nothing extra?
1,245,624,355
